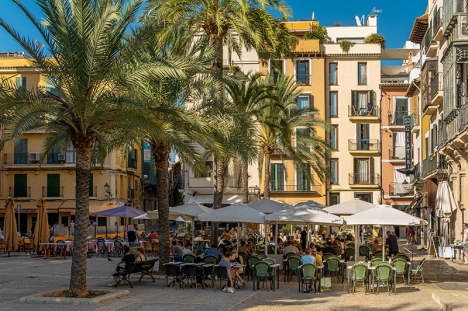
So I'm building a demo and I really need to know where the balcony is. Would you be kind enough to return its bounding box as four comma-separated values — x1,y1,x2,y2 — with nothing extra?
270,184,322,193
432,7,443,41
348,139,380,155
429,73,443,107
9,186,31,198
388,111,410,126
443,0,466,37
348,173,380,187
422,27,437,57
3,152,79,165
388,182,414,197
42,186,64,198
410,113,420,134
388,147,406,161
348,105,379,121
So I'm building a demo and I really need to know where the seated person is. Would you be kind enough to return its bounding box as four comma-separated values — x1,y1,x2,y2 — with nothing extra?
301,248,316,265
282,241,299,258
205,244,223,260
135,247,147,262
372,239,382,253
322,241,338,256
231,239,238,250
312,247,322,266
109,245,135,286
171,240,184,262
230,249,245,286
148,231,157,239
220,229,232,242
219,250,236,293
182,243,194,257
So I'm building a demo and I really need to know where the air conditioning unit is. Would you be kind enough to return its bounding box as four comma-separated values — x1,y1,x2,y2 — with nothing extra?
58,154,65,161
29,152,40,162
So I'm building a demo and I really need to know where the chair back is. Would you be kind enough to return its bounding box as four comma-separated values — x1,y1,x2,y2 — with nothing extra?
359,245,370,256
216,266,228,280
114,240,123,247
375,262,392,280
165,264,180,277
97,240,105,247
345,248,355,261
254,261,270,277
204,255,219,264
391,258,407,272
262,258,275,265
247,256,260,270
238,251,247,264
300,264,317,280
394,253,410,261
184,264,198,277
256,253,267,259
322,253,334,261
370,258,383,267
287,257,302,270
415,258,426,272
183,254,195,263
373,250,383,258
267,245,276,254
351,262,368,280
346,242,355,248
326,257,340,271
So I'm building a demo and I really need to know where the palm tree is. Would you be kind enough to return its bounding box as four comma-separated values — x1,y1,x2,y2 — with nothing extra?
255,74,331,199
0,0,186,297
148,0,298,220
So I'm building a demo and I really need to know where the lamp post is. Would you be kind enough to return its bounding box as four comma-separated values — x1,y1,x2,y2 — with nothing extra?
104,182,111,201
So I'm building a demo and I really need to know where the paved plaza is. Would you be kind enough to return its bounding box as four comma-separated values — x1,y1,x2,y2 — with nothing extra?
0,242,467,311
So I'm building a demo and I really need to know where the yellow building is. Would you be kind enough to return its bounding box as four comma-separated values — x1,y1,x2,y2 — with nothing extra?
0,52,144,233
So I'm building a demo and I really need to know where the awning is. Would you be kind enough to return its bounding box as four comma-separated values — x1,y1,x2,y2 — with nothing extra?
406,78,421,97
381,49,420,61
381,65,409,75
0,200,75,213
409,14,428,44
187,194,243,205
405,192,424,212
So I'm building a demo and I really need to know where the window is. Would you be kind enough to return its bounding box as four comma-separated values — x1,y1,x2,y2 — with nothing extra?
66,145,76,163
354,192,372,203
195,161,213,178
356,123,370,151
358,63,367,85
329,63,338,85
351,90,375,116
47,174,61,197
330,158,338,184
14,174,28,197
15,77,27,91
270,163,285,191
296,165,311,191
128,149,137,168
270,59,284,84
329,192,340,205
46,77,59,96
47,148,61,164
295,60,310,85
330,125,338,151
337,38,364,43
14,138,28,164
297,95,310,116
353,158,375,184
329,92,338,117
296,128,311,153
394,98,408,125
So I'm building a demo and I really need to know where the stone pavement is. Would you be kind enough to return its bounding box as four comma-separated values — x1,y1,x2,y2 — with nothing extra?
0,242,465,311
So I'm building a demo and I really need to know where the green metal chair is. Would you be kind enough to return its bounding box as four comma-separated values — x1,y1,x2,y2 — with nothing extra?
351,261,368,294
345,248,355,261
393,253,410,262
322,253,334,261
253,261,274,291
262,258,275,265
287,257,302,282
391,258,408,284
326,257,341,284
300,264,317,295
183,254,195,263
359,245,370,260
369,258,383,267
410,258,426,284
247,256,260,281
375,262,393,295
256,253,267,259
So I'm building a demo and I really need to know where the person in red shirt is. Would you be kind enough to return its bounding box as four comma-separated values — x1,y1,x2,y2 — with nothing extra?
148,231,157,239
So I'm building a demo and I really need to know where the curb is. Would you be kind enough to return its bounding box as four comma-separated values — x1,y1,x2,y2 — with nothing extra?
432,293,452,311
19,290,130,305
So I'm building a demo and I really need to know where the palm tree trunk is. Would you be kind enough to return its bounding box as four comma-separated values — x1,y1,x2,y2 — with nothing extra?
68,139,93,297
210,157,226,243
153,142,170,273
241,159,249,239
264,150,272,199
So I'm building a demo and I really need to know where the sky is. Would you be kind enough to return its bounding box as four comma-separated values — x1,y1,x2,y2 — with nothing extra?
0,0,428,52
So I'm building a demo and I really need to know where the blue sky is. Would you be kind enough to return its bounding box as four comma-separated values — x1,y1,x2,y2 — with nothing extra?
0,0,428,52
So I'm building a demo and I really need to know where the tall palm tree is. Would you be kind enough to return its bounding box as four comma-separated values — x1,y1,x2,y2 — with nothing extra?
0,0,186,297
256,74,331,199
148,0,298,220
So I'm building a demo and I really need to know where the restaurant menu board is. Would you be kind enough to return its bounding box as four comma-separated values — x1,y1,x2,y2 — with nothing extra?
432,236,440,257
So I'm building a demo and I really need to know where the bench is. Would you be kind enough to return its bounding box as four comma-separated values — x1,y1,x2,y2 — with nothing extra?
115,258,158,288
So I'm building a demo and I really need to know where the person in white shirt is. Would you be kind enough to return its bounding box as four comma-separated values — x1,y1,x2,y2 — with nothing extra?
282,241,299,258
462,223,468,264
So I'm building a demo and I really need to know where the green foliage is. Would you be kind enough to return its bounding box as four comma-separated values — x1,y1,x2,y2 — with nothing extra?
303,25,330,43
339,40,355,53
280,224,297,235
364,33,386,49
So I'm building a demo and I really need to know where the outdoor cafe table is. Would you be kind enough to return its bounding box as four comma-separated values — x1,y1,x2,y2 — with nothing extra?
253,263,280,291
297,265,324,293
346,262,405,295
39,242,67,260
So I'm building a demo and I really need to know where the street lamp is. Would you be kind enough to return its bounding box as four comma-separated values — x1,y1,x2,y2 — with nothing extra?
402,180,411,191
104,182,111,201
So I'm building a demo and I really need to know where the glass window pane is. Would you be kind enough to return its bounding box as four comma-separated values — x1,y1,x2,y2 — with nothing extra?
329,63,337,84
330,92,337,117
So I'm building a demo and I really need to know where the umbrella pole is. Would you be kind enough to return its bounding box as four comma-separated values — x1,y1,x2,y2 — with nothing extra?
306,223,309,249
275,222,278,255
354,225,359,262
264,224,268,256
237,222,240,252
192,218,195,252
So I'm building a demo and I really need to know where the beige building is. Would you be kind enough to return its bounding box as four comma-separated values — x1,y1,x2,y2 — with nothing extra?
0,52,143,233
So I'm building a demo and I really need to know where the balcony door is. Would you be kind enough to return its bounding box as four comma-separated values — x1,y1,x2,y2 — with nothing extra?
47,174,61,197
356,123,370,150
395,98,408,125
14,139,28,164
353,158,375,185
14,174,27,197
270,163,285,191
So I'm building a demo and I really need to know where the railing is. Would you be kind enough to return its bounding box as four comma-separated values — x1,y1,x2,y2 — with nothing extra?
42,186,64,197
348,139,380,152
348,105,379,117
388,182,414,196
421,156,438,177
348,173,380,186
422,26,433,54
270,184,322,192
388,147,405,160
3,152,80,164
53,224,145,239
410,113,419,128
128,189,135,199
432,7,441,37
443,0,466,35
9,186,31,198
295,74,311,85
389,111,410,126
459,104,468,132
429,73,443,99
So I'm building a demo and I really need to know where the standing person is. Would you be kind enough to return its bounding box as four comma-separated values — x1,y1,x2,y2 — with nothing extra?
385,231,399,256
301,227,308,251
463,223,468,264
128,224,139,247
406,226,413,245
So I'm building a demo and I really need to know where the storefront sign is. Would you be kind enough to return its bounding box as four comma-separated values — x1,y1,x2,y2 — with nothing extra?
404,116,412,169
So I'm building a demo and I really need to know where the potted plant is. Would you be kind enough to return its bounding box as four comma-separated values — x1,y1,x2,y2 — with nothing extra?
364,33,386,49
339,40,355,53
303,25,331,43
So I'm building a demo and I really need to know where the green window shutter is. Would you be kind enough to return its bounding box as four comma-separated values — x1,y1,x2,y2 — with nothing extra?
14,139,28,164
47,174,61,197
14,174,27,197
89,174,94,197
351,90,356,115
370,90,375,105
370,157,375,184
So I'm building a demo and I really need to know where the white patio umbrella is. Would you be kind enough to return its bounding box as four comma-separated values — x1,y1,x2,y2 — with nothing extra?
133,213,150,219
247,199,291,214
198,204,265,224
146,210,191,221
435,181,457,247
294,200,326,209
345,204,428,260
324,198,376,216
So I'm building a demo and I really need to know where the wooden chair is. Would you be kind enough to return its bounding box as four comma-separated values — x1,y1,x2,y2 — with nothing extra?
143,241,153,257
